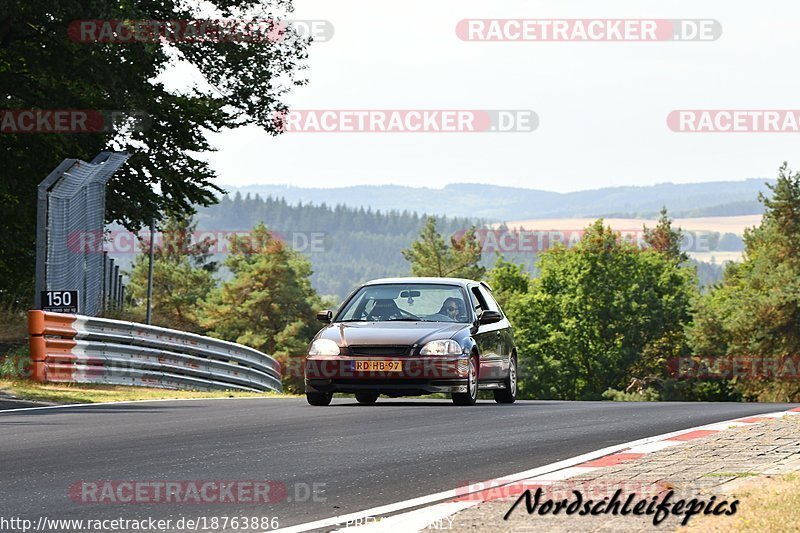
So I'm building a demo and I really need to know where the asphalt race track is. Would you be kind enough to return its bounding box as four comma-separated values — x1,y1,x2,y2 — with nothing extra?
1,398,797,531
0,400,43,411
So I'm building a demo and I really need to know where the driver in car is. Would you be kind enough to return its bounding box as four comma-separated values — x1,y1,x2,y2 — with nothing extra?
437,297,466,321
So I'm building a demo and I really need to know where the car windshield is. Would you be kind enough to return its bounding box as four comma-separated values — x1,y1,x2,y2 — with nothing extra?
336,283,470,323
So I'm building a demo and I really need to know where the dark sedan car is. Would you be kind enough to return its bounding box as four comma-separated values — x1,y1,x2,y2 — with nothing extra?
304,277,517,406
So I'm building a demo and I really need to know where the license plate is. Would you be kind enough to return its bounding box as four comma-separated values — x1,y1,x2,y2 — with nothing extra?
354,360,402,372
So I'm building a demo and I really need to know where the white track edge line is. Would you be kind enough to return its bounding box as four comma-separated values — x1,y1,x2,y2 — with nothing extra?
272,407,798,533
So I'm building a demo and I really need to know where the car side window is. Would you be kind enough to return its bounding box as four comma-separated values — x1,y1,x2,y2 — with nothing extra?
470,286,486,316
477,286,502,316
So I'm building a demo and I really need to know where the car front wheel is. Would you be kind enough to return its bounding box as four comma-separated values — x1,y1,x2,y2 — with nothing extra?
452,356,478,406
306,391,333,406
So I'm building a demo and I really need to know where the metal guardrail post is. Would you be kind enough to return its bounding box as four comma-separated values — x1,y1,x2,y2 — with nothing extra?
113,265,120,309
146,218,155,324
117,274,123,309
101,252,108,314
107,257,115,311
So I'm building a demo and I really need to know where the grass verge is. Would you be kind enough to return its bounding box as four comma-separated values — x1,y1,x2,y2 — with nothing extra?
0,379,299,405
685,473,800,532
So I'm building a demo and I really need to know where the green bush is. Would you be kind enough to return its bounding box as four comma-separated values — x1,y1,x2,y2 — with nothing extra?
602,387,661,402
658,378,742,402
0,344,31,379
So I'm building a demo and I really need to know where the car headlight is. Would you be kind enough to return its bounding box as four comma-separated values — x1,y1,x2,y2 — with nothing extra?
308,339,340,356
419,339,462,356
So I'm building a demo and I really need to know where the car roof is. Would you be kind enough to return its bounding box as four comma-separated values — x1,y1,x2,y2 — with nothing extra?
362,277,481,289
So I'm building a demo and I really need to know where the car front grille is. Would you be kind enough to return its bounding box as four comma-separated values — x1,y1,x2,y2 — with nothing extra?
332,378,431,386
347,345,413,357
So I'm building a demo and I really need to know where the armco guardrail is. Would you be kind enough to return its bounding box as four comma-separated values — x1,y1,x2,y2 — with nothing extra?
28,311,282,393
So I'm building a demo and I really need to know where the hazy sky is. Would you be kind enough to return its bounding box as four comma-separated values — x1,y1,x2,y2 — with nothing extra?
184,0,800,192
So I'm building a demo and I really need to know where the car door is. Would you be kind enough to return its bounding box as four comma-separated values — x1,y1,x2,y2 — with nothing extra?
469,284,505,380
478,284,514,375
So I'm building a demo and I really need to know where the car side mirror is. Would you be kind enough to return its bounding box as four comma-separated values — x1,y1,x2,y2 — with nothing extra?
479,310,502,325
316,310,333,323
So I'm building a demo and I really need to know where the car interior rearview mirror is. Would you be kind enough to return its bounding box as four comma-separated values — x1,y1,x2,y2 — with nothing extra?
399,290,421,298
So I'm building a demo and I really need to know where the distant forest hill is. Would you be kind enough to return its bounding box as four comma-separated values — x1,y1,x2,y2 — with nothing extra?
194,194,728,301
224,179,773,221
195,194,481,300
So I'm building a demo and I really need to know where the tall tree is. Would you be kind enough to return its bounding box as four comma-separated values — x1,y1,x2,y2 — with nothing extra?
199,223,322,392
643,206,688,262
484,254,530,309
126,215,217,332
0,0,308,304
509,220,696,400
402,217,485,279
688,163,800,401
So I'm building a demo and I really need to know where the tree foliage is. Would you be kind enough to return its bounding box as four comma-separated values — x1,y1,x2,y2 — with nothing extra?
402,217,485,279
506,219,696,400
687,163,800,401
126,216,217,333
0,0,308,304
644,206,688,262
484,253,530,309
199,223,322,392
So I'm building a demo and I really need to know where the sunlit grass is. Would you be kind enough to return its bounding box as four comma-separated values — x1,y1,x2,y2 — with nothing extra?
0,379,299,405
686,474,800,532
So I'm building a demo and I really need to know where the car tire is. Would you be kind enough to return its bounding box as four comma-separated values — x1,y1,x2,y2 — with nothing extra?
355,392,379,405
452,356,478,406
494,355,517,404
306,391,333,406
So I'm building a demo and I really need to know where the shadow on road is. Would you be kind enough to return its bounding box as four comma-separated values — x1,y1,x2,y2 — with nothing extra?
331,400,560,407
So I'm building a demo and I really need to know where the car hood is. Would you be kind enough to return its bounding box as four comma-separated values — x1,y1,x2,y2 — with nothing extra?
317,321,468,347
